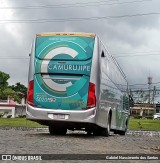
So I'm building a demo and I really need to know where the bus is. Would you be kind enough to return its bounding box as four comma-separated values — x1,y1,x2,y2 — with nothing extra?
27,32,130,136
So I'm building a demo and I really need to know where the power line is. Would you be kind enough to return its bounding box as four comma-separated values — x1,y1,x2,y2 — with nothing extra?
0,57,29,59
151,81,160,85
129,81,160,86
1,51,160,60
0,49,160,60
130,88,160,91
1,12,160,24
0,0,116,9
112,50,160,55
1,50,160,58
114,53,160,58
129,83,148,86
0,0,153,9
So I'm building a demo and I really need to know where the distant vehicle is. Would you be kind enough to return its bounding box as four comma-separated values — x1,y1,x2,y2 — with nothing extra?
153,113,160,120
27,32,130,136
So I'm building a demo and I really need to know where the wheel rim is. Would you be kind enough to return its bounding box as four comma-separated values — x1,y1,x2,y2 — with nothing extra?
107,116,111,135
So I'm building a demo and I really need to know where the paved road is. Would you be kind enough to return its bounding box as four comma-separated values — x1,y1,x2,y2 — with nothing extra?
0,128,159,163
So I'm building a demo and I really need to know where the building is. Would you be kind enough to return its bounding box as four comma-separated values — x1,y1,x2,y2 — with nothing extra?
155,103,160,113
130,103,155,117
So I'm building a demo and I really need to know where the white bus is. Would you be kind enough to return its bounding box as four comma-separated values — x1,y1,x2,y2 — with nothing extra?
27,32,130,136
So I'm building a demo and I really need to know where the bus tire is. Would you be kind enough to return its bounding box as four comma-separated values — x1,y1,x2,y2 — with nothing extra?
119,130,126,135
115,121,127,136
93,128,100,136
114,130,118,134
49,126,67,135
86,131,92,135
100,114,111,137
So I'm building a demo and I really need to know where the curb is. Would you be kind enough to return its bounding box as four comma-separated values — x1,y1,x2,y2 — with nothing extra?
0,127,160,137
0,126,48,132
127,130,160,137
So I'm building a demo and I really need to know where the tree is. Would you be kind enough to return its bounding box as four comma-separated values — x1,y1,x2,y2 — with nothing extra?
0,71,9,89
0,71,24,103
0,71,13,99
11,82,27,99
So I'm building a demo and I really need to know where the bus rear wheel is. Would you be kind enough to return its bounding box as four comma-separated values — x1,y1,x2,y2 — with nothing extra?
114,122,127,136
119,120,128,136
100,117,111,137
94,115,111,137
114,130,126,136
49,126,67,135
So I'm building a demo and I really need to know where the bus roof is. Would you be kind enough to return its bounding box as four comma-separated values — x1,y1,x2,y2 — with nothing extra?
36,32,96,38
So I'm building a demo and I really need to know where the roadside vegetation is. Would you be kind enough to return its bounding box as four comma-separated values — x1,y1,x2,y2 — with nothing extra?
0,71,27,103
0,118,43,127
0,118,159,131
128,118,160,131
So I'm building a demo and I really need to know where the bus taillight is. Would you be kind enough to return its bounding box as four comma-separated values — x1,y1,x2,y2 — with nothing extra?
27,80,34,106
86,82,96,109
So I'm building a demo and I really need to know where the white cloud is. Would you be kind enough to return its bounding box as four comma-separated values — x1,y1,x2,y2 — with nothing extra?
0,0,160,89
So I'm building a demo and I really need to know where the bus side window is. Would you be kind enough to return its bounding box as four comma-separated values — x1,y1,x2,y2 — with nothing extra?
123,95,129,110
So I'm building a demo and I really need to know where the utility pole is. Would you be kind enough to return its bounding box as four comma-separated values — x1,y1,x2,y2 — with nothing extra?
153,86,156,104
153,86,156,114
148,77,152,104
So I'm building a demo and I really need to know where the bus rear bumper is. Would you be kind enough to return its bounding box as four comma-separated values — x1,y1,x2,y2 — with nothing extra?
26,104,96,125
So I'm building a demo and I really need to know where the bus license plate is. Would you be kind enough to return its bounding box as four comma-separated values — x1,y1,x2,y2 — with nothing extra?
53,114,65,119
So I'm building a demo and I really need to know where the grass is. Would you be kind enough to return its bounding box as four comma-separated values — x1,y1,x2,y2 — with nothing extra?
128,118,160,131
0,118,159,130
0,118,44,127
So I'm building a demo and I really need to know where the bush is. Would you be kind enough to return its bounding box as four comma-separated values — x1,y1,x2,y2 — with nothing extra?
0,114,4,118
132,115,142,119
18,115,26,118
7,115,12,118
0,112,9,118
132,115,153,119
144,116,153,119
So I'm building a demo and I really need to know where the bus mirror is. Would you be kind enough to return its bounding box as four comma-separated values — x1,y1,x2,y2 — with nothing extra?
101,51,105,57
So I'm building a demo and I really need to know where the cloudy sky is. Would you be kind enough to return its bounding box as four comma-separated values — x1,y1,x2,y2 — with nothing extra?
1,0,160,93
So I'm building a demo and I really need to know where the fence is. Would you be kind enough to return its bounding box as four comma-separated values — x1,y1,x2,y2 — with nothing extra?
0,105,26,118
